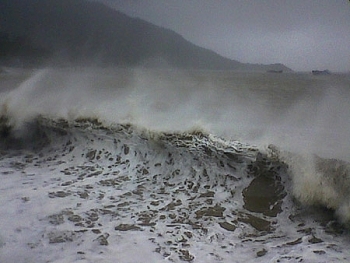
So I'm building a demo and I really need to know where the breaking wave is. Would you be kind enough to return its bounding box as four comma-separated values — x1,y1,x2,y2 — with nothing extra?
1,68,350,262
1,114,350,224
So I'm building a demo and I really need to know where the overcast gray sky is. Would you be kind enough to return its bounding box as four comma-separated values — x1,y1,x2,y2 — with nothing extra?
97,0,350,72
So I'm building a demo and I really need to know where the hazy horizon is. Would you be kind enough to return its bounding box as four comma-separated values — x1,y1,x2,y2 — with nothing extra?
97,0,350,72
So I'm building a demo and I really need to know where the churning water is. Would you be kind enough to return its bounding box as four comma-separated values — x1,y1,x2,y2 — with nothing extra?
0,68,350,262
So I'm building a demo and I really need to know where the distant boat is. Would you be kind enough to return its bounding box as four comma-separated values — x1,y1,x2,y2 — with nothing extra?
312,70,331,75
267,70,283,73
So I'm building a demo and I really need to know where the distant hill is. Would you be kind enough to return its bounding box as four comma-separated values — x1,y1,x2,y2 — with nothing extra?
0,0,291,71
0,31,52,66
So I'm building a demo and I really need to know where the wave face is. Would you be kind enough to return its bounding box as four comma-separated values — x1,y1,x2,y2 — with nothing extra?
1,68,350,262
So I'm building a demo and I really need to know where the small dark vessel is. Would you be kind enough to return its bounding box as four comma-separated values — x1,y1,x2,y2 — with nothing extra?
312,70,331,75
267,70,283,73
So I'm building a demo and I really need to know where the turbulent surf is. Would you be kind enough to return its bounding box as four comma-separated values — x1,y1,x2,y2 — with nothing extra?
0,68,350,262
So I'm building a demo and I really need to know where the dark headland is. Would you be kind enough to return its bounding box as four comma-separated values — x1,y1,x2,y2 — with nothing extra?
0,0,291,72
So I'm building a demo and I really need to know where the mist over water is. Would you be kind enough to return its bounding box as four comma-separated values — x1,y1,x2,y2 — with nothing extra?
2,68,350,161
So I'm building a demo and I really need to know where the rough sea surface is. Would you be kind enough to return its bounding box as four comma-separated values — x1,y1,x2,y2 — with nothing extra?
1,68,350,262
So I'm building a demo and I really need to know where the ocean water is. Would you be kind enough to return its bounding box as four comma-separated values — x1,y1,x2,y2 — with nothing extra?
0,68,350,262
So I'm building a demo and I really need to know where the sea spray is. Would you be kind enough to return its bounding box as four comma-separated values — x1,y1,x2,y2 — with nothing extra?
271,147,350,224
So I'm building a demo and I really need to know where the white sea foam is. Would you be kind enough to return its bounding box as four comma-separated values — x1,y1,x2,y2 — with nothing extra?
1,68,350,262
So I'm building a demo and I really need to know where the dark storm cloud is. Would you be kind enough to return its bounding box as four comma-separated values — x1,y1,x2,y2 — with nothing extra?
97,0,350,72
